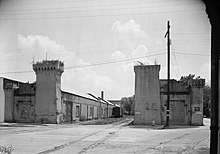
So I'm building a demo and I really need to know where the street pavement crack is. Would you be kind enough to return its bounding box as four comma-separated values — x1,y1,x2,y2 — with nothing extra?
37,126,112,154
77,130,119,154
138,132,193,153
155,133,190,148
180,135,209,154
37,118,132,154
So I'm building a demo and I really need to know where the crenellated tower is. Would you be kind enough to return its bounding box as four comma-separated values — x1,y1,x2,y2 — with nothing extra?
33,60,64,123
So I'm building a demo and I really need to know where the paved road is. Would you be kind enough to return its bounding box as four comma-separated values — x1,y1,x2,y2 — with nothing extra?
0,118,210,154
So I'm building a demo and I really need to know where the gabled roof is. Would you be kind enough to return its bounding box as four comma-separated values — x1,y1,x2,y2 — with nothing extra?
87,93,107,104
98,97,115,106
61,90,98,102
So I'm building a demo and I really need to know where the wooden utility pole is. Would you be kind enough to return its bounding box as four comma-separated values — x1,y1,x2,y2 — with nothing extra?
164,21,170,127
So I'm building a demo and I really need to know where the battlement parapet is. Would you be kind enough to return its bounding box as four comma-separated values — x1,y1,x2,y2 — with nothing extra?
191,79,205,87
33,60,64,73
181,78,206,88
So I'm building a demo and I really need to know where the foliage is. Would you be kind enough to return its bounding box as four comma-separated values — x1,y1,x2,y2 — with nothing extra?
203,84,211,117
180,74,195,81
180,74,211,117
179,74,201,83
0,145,14,154
121,96,135,115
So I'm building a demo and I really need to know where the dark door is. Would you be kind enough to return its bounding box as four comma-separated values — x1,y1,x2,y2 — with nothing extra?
66,102,73,122
170,100,186,125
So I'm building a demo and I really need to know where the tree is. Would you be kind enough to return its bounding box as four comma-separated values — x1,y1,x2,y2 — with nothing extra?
203,84,211,117
179,74,202,86
180,74,195,82
121,96,135,115
180,74,211,117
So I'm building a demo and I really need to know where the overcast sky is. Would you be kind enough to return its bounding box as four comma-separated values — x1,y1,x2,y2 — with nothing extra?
0,0,210,99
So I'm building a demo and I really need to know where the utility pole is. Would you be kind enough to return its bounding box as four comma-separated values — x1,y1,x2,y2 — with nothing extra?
164,21,170,128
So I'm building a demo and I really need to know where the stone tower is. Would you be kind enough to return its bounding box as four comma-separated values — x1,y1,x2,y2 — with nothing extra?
134,65,161,125
33,60,64,124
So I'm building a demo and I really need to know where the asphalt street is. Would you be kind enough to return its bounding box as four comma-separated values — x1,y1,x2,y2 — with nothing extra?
0,118,210,154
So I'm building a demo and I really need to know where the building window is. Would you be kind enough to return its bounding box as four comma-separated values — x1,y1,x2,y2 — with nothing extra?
76,105,80,117
102,108,105,117
89,106,93,117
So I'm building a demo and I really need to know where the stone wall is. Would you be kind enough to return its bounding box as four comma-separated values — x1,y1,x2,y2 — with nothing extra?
14,83,36,123
33,60,64,124
3,78,20,122
14,96,35,123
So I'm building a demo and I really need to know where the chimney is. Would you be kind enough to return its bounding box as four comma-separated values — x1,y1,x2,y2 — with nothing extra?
101,91,104,99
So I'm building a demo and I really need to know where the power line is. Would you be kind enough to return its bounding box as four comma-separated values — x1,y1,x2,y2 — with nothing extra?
0,0,175,9
0,51,166,75
172,52,210,57
0,9,204,20
0,2,202,15
172,49,210,53
0,50,210,75
0,70,33,75
172,32,210,35
65,51,166,69
171,43,181,78
0,1,201,13
174,43,209,45
2,0,191,6
170,55,179,79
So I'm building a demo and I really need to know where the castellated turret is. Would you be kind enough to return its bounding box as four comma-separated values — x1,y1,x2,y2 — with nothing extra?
33,60,64,124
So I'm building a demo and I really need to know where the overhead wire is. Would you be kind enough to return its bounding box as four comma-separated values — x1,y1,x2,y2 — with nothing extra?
0,2,202,15
172,52,210,57
0,50,210,75
172,49,210,53
0,1,202,13
2,0,192,6
0,50,166,74
171,32,209,35
65,51,166,69
170,42,181,79
0,9,205,20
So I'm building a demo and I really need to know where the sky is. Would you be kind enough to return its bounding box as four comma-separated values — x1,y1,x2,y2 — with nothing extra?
0,0,211,99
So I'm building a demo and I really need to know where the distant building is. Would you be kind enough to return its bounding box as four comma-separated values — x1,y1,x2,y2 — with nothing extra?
108,100,123,118
134,65,205,125
0,60,117,124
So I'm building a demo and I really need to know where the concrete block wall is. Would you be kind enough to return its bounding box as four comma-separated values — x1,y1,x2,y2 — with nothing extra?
191,87,204,125
134,65,161,125
160,94,190,125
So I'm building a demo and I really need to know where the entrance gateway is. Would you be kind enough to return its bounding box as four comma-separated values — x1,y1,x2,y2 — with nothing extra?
134,64,205,125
